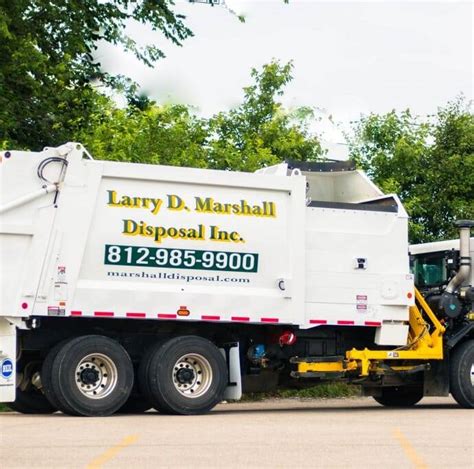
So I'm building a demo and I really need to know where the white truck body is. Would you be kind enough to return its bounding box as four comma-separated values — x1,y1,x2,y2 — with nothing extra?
0,143,414,401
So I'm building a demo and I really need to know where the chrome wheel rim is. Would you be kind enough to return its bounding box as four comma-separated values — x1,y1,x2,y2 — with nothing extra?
470,363,474,387
75,353,118,399
172,353,212,398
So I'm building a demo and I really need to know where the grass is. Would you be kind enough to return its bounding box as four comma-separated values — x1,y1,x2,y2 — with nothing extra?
0,403,11,412
238,382,361,402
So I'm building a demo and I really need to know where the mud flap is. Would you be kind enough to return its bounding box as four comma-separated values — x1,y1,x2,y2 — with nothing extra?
424,357,450,396
220,342,242,401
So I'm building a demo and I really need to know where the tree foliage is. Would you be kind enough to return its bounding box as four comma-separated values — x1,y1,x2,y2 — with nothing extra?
349,98,474,243
77,100,209,168
0,0,191,149
207,61,323,171
78,61,324,172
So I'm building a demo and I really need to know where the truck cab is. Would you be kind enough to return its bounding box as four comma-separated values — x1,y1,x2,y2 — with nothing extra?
410,236,474,319
411,238,474,288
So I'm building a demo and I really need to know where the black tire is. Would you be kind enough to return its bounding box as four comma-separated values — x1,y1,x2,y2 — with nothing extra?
146,336,227,415
137,341,167,413
48,337,89,416
138,342,161,400
50,335,134,417
117,393,152,414
41,340,71,411
7,387,56,414
450,340,474,408
373,386,424,407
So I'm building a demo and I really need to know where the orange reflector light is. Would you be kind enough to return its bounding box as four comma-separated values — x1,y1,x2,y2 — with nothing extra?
177,306,190,317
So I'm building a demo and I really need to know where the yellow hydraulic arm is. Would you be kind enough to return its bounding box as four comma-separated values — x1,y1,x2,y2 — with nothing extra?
295,289,445,377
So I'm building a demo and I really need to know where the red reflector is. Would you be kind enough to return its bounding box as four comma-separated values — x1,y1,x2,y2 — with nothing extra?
279,331,297,346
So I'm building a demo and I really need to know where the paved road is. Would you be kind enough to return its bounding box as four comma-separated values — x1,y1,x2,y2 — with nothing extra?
0,397,472,468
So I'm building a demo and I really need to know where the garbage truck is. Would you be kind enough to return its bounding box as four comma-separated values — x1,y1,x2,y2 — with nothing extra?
0,143,473,416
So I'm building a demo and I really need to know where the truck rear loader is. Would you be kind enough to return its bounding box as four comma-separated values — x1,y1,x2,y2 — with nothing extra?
0,143,473,416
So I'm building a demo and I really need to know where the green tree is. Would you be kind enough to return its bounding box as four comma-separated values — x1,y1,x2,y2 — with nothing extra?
77,100,209,168
208,61,324,171
77,61,323,172
0,0,191,149
349,98,474,243
424,100,474,240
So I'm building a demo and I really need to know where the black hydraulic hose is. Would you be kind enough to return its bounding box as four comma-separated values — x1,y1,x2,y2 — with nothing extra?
36,157,68,184
37,156,69,205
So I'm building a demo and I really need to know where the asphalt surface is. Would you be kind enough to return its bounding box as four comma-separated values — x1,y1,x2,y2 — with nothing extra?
0,396,472,468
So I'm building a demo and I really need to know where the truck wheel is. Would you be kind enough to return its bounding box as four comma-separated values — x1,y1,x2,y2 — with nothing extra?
373,386,423,407
450,340,474,408
137,340,167,413
41,340,71,411
146,336,227,415
7,387,56,414
50,335,134,416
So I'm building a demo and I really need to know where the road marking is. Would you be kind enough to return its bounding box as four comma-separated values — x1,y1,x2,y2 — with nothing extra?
393,428,429,469
86,434,139,469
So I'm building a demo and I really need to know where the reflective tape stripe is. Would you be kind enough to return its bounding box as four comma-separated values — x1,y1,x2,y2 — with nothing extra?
94,311,114,317
126,312,146,318
231,316,250,322
157,313,177,319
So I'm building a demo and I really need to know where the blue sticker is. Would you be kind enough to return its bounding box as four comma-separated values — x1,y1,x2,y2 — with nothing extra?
1,358,13,379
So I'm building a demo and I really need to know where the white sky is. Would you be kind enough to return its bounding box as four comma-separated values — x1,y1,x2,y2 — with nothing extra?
96,0,473,159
